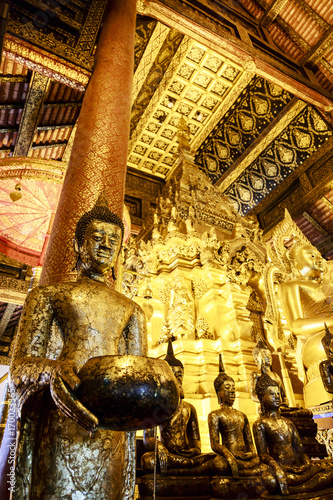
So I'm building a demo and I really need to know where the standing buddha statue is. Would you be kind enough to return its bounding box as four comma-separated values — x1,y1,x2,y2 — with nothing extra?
9,195,148,500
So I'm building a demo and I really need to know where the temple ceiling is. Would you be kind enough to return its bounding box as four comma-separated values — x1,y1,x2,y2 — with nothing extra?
0,0,333,347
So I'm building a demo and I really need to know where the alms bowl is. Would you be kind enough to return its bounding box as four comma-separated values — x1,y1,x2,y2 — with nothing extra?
76,355,179,431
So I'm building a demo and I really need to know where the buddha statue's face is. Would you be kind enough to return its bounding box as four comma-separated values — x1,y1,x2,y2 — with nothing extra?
218,379,235,407
172,365,184,399
78,220,122,275
261,385,281,411
294,245,326,279
258,348,272,369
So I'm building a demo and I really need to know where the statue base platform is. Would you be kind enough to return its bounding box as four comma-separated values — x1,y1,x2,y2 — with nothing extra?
261,486,333,500
211,476,268,499
137,474,211,499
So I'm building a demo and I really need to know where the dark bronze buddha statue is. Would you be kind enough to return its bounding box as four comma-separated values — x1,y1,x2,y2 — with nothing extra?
253,373,333,496
208,356,276,498
141,340,214,476
209,355,274,479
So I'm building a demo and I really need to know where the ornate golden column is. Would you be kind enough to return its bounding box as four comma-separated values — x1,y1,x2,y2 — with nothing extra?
40,0,137,286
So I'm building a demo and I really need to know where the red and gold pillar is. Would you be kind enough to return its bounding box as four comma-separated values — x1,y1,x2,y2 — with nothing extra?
40,0,136,286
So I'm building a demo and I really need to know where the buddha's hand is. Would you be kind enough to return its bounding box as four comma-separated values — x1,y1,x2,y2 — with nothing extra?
273,464,289,495
53,360,80,391
10,358,58,408
234,451,253,460
180,447,201,458
289,458,311,474
50,362,99,435
157,442,170,474
291,463,309,474
224,450,239,478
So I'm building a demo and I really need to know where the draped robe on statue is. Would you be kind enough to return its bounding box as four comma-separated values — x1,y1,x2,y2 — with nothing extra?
297,284,333,405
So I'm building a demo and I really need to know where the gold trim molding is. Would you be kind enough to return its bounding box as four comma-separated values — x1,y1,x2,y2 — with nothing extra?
3,34,90,91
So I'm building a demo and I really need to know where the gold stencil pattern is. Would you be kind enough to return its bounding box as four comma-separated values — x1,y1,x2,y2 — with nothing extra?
40,0,137,286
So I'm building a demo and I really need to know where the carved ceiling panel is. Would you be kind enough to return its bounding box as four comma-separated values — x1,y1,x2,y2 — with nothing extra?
129,36,243,178
195,75,293,183
226,105,333,215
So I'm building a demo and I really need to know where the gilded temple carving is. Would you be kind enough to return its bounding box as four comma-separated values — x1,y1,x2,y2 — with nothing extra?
195,317,214,340
123,151,269,361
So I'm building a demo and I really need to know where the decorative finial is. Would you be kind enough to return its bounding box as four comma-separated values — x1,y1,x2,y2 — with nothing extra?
164,339,184,369
214,354,234,400
219,353,225,373
322,323,333,358
94,190,109,209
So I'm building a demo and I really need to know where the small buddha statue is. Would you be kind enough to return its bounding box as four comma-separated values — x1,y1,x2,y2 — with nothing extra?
168,275,195,340
251,337,288,407
185,204,196,235
141,340,214,475
152,211,162,242
253,373,333,496
200,227,220,266
251,337,312,415
208,355,274,481
319,323,333,395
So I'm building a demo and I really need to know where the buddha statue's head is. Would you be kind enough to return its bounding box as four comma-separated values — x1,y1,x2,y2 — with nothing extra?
256,373,280,413
165,340,184,399
322,323,333,360
74,192,124,279
252,337,272,370
288,241,326,280
214,354,235,407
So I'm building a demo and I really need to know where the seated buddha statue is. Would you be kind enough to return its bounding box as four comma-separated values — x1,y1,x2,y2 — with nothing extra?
251,337,312,416
208,356,275,483
250,336,324,461
141,340,214,476
278,241,333,406
253,373,333,496
319,323,333,396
